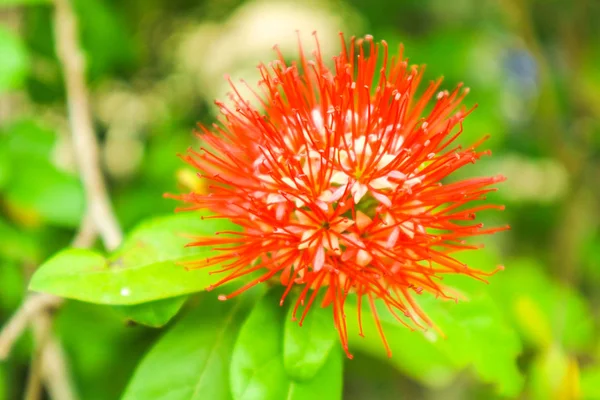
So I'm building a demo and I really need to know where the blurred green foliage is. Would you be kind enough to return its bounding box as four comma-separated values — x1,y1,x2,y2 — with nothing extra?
1,0,599,399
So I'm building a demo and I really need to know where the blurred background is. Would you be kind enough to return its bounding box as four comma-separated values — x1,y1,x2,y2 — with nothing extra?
0,0,599,399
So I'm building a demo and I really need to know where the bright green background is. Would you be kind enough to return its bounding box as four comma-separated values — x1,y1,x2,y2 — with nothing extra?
1,0,599,399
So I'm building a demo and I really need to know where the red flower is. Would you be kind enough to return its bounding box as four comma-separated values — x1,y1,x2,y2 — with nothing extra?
172,33,506,358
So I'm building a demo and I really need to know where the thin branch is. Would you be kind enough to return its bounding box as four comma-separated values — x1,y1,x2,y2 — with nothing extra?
53,0,123,251
0,0,127,397
71,212,98,249
0,210,95,361
24,313,53,400
0,294,62,360
40,326,79,400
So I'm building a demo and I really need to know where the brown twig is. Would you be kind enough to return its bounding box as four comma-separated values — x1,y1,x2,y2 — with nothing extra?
0,209,98,360
0,0,125,398
70,212,98,249
24,313,53,400
39,327,80,400
0,294,62,360
20,0,125,397
53,0,123,251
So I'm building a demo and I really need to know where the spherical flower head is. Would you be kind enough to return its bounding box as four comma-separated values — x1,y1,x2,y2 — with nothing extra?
171,33,507,358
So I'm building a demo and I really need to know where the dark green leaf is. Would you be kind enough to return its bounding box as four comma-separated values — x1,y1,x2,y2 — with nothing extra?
122,294,253,400
114,296,188,328
283,299,336,381
230,290,343,400
55,300,151,400
71,0,137,79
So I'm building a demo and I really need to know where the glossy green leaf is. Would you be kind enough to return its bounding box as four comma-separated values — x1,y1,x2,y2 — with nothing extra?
29,213,239,304
289,347,343,400
29,248,214,305
283,299,336,381
0,26,29,92
230,290,287,400
114,296,188,328
230,290,343,400
122,294,252,400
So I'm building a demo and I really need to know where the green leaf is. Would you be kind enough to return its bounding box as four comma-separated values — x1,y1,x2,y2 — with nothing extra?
29,248,209,305
29,213,239,304
489,258,595,352
345,284,523,396
230,290,287,400
109,212,237,268
345,301,458,388
230,290,343,400
114,296,188,328
55,300,152,400
418,294,524,396
122,294,252,400
0,26,29,92
283,299,337,381
289,347,343,400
